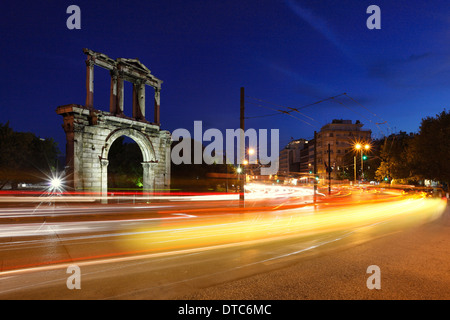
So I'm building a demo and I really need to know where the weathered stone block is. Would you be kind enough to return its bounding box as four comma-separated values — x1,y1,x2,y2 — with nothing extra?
57,104,171,194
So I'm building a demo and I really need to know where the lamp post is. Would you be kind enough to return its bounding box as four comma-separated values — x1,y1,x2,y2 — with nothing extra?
238,147,254,203
237,166,242,194
354,142,370,183
362,144,370,181
354,143,361,183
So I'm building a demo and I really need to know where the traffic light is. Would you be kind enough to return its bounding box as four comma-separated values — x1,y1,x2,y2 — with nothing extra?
362,155,368,160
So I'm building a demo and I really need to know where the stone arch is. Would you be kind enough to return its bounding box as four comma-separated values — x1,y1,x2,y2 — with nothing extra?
104,128,156,162
100,128,158,195
56,49,170,199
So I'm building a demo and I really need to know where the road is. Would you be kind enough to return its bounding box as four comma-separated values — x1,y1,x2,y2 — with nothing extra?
0,185,447,299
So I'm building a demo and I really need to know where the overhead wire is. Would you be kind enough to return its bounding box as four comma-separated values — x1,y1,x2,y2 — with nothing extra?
245,95,317,121
244,93,348,128
244,92,393,144
245,101,314,126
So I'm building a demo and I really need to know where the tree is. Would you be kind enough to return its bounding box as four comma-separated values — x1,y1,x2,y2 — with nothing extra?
171,138,237,192
107,136,143,190
375,132,417,184
408,110,450,190
0,122,60,189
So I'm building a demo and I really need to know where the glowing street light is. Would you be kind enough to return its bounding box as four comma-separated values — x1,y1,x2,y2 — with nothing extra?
353,142,371,182
50,178,62,189
361,144,371,180
47,171,66,194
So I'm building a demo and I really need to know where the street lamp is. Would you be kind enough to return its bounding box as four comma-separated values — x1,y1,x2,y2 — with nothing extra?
353,143,361,184
50,177,62,190
353,142,370,183
362,144,370,181
47,171,66,194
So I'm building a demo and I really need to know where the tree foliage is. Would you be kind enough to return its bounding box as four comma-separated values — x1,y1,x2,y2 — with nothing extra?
0,122,60,189
171,138,238,192
107,136,143,190
375,132,415,183
409,110,450,187
374,110,450,188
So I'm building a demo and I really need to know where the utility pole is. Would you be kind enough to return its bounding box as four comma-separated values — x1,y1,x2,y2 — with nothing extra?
354,155,357,185
239,87,245,203
314,131,317,203
328,143,331,195
361,151,364,181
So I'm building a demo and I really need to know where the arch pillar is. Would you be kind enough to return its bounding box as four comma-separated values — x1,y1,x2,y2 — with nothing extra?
142,162,156,194
100,158,109,202
56,104,170,198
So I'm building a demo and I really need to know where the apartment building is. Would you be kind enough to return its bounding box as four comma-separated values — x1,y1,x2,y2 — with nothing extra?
278,138,307,176
315,119,372,180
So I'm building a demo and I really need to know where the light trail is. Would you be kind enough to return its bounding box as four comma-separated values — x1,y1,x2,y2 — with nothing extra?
0,184,318,204
119,196,446,252
0,191,446,277
0,213,196,238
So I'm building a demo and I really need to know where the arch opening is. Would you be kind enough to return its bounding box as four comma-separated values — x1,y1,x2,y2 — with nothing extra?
107,136,143,191
100,128,157,196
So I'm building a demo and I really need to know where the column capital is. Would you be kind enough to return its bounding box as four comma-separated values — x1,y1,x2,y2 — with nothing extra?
85,58,95,68
134,78,145,86
110,68,118,79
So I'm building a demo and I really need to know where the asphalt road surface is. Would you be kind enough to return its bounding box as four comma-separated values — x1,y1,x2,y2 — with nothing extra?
0,186,447,300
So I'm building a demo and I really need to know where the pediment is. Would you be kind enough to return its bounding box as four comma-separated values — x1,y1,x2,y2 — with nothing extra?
118,58,151,74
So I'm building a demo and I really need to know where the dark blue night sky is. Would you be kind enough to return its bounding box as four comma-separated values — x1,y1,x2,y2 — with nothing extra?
1,0,450,153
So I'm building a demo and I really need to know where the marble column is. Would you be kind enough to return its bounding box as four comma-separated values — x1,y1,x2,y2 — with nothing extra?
138,82,146,119
154,88,161,126
109,69,118,115
133,81,146,121
116,74,124,115
85,59,94,108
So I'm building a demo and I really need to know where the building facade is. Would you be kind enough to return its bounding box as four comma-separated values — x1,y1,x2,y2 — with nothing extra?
315,119,371,181
278,139,307,177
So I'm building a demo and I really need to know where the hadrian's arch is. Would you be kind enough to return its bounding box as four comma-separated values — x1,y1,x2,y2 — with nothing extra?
102,128,159,194
56,49,171,196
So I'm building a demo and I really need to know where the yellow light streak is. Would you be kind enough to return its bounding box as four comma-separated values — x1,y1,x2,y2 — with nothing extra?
120,196,447,255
